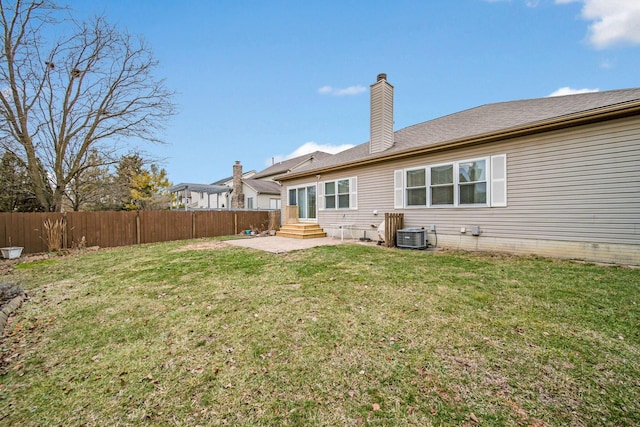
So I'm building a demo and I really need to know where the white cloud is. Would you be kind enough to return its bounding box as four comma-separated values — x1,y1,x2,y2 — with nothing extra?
548,86,600,96
267,141,354,166
317,85,366,96
557,0,640,49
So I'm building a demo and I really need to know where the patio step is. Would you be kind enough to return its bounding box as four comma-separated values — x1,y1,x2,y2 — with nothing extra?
277,223,327,239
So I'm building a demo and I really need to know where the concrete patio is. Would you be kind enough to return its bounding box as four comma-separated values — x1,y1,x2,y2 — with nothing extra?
224,236,352,253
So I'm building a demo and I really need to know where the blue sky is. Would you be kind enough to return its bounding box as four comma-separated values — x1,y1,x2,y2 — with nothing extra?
65,0,640,184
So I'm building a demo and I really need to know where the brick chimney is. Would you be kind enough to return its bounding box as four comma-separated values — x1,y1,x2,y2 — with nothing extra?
369,73,394,154
231,160,244,209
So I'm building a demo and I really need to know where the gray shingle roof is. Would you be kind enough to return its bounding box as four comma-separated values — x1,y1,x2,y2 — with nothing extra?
243,178,281,195
281,88,640,178
252,151,333,179
169,183,229,194
210,176,232,186
211,170,256,186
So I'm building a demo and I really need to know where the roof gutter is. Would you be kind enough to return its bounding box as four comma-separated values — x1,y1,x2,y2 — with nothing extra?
277,100,640,182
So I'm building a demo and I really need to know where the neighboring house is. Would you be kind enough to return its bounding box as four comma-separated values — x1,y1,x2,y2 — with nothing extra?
168,183,229,210
169,152,330,210
168,169,256,210
276,73,640,265
242,151,332,210
230,153,331,210
243,178,282,210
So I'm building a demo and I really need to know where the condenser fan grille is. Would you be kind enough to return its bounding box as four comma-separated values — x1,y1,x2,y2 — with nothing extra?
396,228,427,249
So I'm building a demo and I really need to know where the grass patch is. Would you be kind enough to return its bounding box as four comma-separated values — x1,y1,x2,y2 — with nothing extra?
1,240,638,426
14,259,58,269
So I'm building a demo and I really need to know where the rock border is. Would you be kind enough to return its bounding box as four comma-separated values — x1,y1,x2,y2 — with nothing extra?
0,293,26,336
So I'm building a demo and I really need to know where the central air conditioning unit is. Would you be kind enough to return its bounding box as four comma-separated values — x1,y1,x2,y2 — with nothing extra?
396,228,428,249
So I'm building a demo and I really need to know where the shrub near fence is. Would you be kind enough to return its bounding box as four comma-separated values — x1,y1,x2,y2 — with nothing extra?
0,210,280,254
0,212,63,254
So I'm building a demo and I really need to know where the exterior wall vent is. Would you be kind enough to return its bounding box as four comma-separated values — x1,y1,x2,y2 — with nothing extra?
396,228,428,249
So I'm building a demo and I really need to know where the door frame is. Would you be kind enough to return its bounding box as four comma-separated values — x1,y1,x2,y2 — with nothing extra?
287,183,318,222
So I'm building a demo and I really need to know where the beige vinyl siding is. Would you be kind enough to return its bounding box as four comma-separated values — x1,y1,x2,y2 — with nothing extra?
499,117,639,245
385,117,639,246
318,164,398,232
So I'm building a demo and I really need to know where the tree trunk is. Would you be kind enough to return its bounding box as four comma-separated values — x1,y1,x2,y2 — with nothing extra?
51,187,64,212
24,144,53,211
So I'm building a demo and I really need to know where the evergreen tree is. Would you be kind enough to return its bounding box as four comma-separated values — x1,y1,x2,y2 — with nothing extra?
0,151,49,211
116,154,171,210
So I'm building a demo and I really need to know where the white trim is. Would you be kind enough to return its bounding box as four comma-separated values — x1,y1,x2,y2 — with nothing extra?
349,176,358,210
318,181,325,210
394,169,404,209
490,154,507,207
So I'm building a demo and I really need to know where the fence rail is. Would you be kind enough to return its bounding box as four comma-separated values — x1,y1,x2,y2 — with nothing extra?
0,210,280,254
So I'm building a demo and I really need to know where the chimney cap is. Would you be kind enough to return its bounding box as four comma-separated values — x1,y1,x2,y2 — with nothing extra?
235,160,240,165
377,73,387,82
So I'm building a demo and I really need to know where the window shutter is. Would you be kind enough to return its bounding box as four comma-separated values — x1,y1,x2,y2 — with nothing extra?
349,177,358,209
490,154,507,207
318,182,325,210
394,170,404,209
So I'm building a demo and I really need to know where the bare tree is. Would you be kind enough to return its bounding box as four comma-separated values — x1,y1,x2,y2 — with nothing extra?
0,0,175,211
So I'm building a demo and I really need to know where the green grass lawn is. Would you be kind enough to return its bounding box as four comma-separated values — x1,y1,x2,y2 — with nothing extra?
1,240,638,426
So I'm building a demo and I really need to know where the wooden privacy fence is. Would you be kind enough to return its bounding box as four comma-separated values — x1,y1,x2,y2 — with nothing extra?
0,210,280,254
384,213,404,248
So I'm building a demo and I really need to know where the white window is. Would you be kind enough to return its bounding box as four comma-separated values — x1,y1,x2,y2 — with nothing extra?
269,198,281,209
406,169,427,206
247,197,254,209
319,177,357,210
324,181,337,209
430,164,454,206
394,154,506,208
458,159,486,205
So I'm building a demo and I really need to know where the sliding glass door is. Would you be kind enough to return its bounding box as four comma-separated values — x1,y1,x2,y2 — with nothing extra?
288,184,317,221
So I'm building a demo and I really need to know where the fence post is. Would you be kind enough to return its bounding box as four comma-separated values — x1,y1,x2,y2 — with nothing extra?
136,211,141,245
62,212,68,250
234,212,238,235
191,211,196,239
